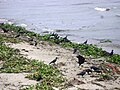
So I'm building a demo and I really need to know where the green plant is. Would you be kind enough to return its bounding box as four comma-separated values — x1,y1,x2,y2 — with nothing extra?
0,43,64,89
100,73,113,80
0,34,22,43
107,54,120,64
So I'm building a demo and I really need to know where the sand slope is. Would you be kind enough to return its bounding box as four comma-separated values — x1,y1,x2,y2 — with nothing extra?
4,41,119,90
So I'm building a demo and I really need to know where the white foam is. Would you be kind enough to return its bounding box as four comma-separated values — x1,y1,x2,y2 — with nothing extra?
16,23,27,27
0,18,8,23
7,21,14,25
0,18,14,25
42,27,54,32
94,7,110,12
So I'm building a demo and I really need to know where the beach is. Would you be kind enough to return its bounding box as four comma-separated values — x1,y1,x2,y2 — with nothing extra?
0,23,120,90
0,0,120,89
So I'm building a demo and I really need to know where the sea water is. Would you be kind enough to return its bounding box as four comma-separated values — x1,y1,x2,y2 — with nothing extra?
0,0,120,53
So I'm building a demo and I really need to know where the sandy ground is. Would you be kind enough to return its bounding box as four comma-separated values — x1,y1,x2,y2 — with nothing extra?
0,73,37,90
0,41,118,90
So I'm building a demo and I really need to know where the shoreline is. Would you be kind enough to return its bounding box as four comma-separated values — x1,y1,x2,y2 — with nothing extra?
1,18,120,55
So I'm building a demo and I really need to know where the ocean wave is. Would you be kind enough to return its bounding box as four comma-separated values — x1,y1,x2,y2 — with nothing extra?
0,18,14,25
42,28,54,33
94,7,110,11
72,3,94,6
0,18,8,23
16,23,27,27
41,28,80,33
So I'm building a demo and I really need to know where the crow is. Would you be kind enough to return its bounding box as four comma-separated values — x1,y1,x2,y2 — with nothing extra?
77,70,86,77
109,50,113,56
34,41,37,46
84,69,92,74
50,33,59,39
29,38,34,41
73,48,77,54
90,66,100,71
51,32,57,36
36,75,42,81
90,66,102,73
63,36,70,42
1,27,9,33
54,34,59,39
76,55,85,66
83,40,88,44
49,57,58,64
0,23,4,25
94,69,102,73
15,33,20,38
19,31,25,34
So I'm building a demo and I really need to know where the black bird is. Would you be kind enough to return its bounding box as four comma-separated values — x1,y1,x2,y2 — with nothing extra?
54,34,59,39
51,32,56,36
90,66,100,71
0,23,4,25
90,66,102,73
19,31,25,34
94,69,102,73
36,75,42,81
77,70,86,77
34,41,37,46
28,38,34,42
1,27,9,33
83,40,88,44
76,55,85,66
109,50,113,56
15,33,20,38
63,36,70,42
73,48,77,54
84,69,92,74
49,57,58,64
90,66,101,72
